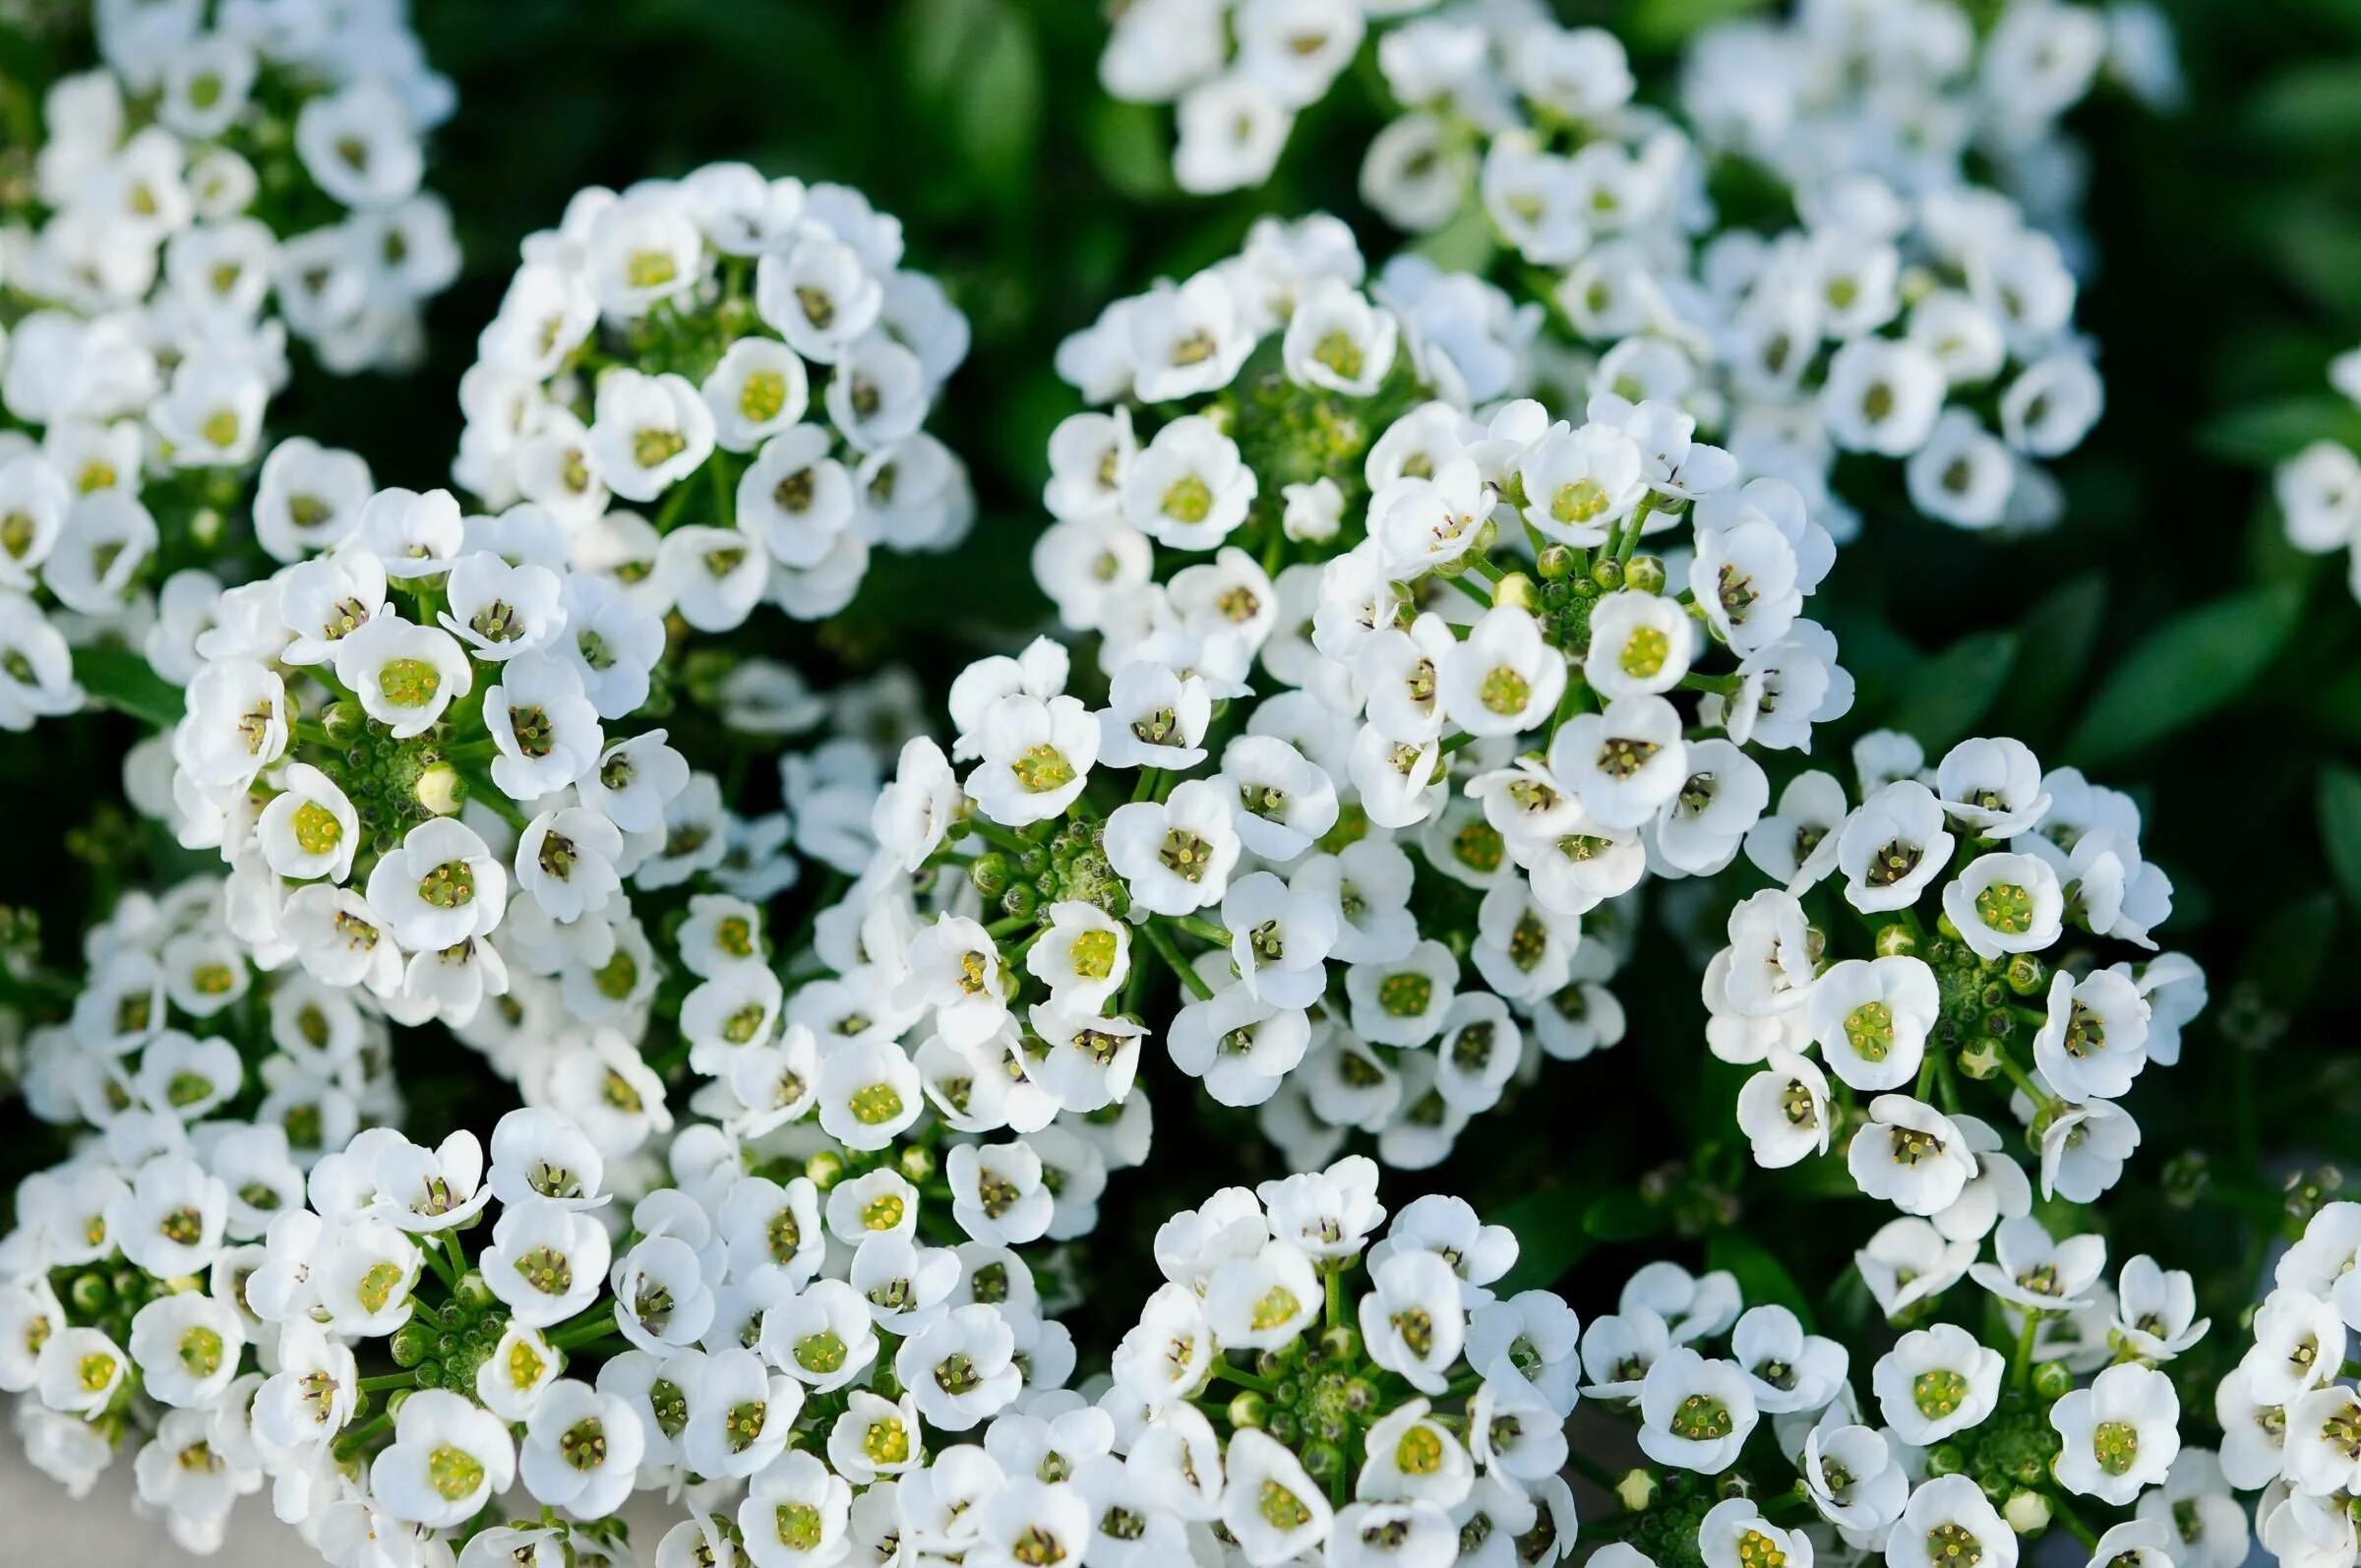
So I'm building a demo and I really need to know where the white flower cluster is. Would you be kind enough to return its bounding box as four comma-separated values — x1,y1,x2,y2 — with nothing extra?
153,489,855,1043
1097,0,1412,195
20,874,398,1160
1006,216,1852,1164
2213,1201,2361,1568
454,162,974,630
2274,347,2361,600
1708,731,2205,1212
0,1102,1075,1561
0,0,456,728
1677,0,2182,228
1079,1156,1579,1567
1102,1,2152,537
1362,6,2110,537
1577,1244,2235,1568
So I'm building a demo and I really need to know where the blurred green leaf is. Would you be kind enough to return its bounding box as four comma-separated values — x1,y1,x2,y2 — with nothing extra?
2248,61,2361,145
2235,890,2337,1014
1626,0,1769,50
1086,99,1176,203
1493,1183,1599,1293
1582,1190,1665,1243
1708,1231,1814,1329
901,0,1041,200
2064,581,2305,765
1998,574,2107,741
71,646,182,730
1885,629,2019,754
2269,208,2361,318
2198,395,2361,468
2320,765,2361,913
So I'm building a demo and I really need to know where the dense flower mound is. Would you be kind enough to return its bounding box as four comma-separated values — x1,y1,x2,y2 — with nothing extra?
0,0,459,729
454,161,973,633
1099,0,2166,539
1000,216,1850,1165
2214,1200,2361,1568
1077,1156,1580,1567
21,874,399,1161
152,484,935,1055
0,1105,1074,1557
1566,1237,2233,1568
1708,730,2204,1213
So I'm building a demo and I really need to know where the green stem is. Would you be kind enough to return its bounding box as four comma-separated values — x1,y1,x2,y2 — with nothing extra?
1173,914,1231,946
2012,1307,2042,1392
1677,671,1743,697
1325,1265,1346,1333
1208,1357,1274,1394
1443,571,1491,607
2045,1493,2099,1548
1139,919,1214,1001
332,1411,393,1461
963,819,1035,857
357,1371,417,1395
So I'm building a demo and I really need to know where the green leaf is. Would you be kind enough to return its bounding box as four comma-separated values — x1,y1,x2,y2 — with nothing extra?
2270,209,2361,319
1582,1189,1665,1243
2248,61,2361,146
1708,1231,1814,1329
901,0,1041,199
71,645,184,730
1492,1184,1598,1294
1997,574,2106,741
2234,890,2337,1015
1626,0,1769,50
1884,630,2019,754
2063,581,2305,766
1086,99,1175,203
2320,765,2361,914
2198,395,2361,468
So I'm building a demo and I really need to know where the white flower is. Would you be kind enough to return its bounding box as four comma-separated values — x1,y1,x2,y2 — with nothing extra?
365,817,507,952
895,1303,1022,1431
1224,1427,1334,1565
1346,938,1458,1048
1806,956,1938,1092
1823,338,1945,455
1360,1247,1468,1395
333,616,472,739
1284,278,1397,395
1638,1347,1758,1474
2112,1256,2210,1361
1848,1096,1979,1215
1737,1050,1832,1169
482,1200,610,1328
127,1293,242,1409
1550,695,1687,828
1943,851,2066,959
590,369,715,502
1888,1477,2017,1568
1873,1323,2005,1444
738,1450,854,1568
1106,778,1242,915
519,1380,642,1519
370,1388,515,1529
1122,415,1256,550
2052,1362,2179,1504
486,654,604,800
1837,781,1955,912
257,763,361,882
2030,967,2150,1102
967,694,1098,826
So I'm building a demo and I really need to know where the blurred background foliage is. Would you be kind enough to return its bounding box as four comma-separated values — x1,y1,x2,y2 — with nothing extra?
8,0,2361,1382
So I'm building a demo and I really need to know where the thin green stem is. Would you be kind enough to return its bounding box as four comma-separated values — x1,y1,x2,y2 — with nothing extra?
1140,919,1214,1001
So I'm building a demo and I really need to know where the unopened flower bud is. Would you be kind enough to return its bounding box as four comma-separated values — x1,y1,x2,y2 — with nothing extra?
1957,1038,2003,1080
1492,572,1536,612
1537,544,1577,580
414,761,462,816
805,1150,846,1189
1625,555,1666,594
322,699,365,743
2031,1359,2075,1401
969,853,1011,898
1592,557,1624,590
1615,1469,1658,1512
2003,1492,2051,1535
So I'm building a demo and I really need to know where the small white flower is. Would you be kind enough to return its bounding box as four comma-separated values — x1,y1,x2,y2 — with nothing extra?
1942,851,2065,960
1873,1322,2005,1445
2052,1362,2179,1504
1637,1346,1758,1474
369,1388,515,1529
